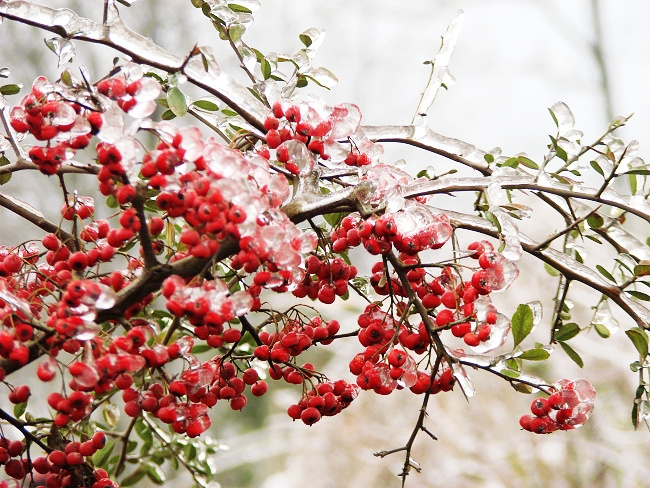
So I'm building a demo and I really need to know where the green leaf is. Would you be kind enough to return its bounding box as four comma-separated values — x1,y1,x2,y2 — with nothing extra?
296,75,308,88
626,290,650,301
221,108,238,117
586,213,604,229
191,344,211,354
513,383,533,394
167,86,187,117
544,263,560,277
192,100,219,111
161,109,176,120
632,401,639,429
623,169,650,175
145,463,166,484
501,369,520,379
299,34,312,47
484,153,494,163
585,234,602,244
229,4,252,14
555,322,580,341
0,84,21,95
323,212,342,227
260,57,271,80
126,440,137,453
501,157,519,168
105,194,118,209
516,156,539,169
92,440,116,467
590,160,604,177
511,304,534,348
633,264,650,277
559,341,584,368
0,156,12,185
593,322,610,338
596,265,617,283
518,349,550,361
184,443,198,461
121,466,147,487
628,173,637,195
13,402,27,419
626,328,649,358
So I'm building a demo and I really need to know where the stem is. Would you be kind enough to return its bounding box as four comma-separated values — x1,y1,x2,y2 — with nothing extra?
133,181,159,269
0,408,51,452
114,415,137,477
590,0,614,123
0,192,76,249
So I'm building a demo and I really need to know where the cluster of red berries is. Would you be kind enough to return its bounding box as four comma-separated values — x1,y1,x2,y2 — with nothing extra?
519,379,596,434
0,432,113,488
96,64,160,117
47,280,115,340
0,437,28,481
331,210,452,256
350,341,455,396
289,255,357,304
349,305,423,394
253,316,341,363
263,100,374,172
162,275,256,347
46,388,94,427
10,77,96,175
287,380,360,425
121,356,267,436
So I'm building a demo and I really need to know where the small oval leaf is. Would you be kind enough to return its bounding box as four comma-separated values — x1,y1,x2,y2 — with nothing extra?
167,86,187,117
518,349,550,361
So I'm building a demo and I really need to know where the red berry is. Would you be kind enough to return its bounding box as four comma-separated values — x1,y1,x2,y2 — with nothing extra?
530,397,550,417
300,406,321,425
519,414,533,431
9,384,30,404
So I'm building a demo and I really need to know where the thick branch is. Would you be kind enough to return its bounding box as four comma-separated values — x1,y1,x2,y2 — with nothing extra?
0,1,268,132
0,191,75,247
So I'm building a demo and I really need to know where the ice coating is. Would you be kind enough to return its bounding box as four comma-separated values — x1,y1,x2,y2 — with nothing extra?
470,312,511,354
546,378,597,429
452,363,476,398
591,299,620,336
413,10,465,120
45,37,75,66
0,278,33,317
362,124,490,173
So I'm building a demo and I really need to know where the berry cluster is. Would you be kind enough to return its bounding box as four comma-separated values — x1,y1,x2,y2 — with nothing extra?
25,434,114,488
96,63,160,118
290,255,357,304
253,316,341,363
519,379,596,434
264,100,379,172
332,206,452,256
10,77,94,175
287,380,360,425
350,305,441,395
162,275,255,347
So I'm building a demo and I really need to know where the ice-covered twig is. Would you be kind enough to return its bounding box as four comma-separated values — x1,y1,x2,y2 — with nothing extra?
413,10,465,122
362,124,490,175
0,1,268,131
